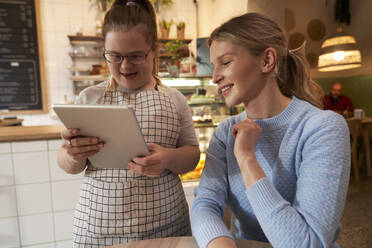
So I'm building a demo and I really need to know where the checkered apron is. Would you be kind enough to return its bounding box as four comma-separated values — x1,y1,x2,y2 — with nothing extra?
72,85,191,247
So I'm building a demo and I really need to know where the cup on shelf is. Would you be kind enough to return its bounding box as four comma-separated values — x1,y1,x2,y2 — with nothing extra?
353,109,364,119
75,26,83,36
78,46,87,56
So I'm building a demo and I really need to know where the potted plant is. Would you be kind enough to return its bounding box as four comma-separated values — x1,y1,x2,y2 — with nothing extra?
165,40,189,77
159,19,173,38
176,21,185,39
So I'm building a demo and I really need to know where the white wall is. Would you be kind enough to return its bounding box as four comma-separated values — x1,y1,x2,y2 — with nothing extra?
39,0,98,105
247,0,284,27
198,0,247,37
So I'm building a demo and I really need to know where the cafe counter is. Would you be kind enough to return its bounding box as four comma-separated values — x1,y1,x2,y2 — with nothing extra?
0,124,64,142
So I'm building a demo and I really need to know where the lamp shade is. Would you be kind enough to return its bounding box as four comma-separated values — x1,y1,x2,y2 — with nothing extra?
318,30,362,72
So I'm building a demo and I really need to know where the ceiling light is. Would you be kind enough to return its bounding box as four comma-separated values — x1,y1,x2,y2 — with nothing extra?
318,28,362,72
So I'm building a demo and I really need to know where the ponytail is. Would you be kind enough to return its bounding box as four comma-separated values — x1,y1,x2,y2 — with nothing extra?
277,42,323,108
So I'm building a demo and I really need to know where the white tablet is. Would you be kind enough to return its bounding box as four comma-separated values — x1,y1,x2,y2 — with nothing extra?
52,104,149,169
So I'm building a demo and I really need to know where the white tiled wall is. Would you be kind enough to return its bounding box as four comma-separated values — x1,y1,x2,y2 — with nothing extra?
16,183,52,215
53,210,74,241
19,213,55,246
0,186,18,218
0,217,20,248
0,154,14,186
0,139,83,248
13,152,50,185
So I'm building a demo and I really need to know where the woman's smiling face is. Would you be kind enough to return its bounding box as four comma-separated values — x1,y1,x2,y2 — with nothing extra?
104,24,155,89
210,40,266,107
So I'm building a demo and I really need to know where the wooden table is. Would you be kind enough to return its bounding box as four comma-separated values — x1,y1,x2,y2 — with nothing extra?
108,236,272,248
361,117,372,176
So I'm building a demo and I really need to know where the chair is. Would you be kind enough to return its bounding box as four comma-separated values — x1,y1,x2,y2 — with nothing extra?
346,118,361,184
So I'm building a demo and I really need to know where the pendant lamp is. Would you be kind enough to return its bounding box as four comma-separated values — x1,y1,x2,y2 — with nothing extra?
318,0,362,72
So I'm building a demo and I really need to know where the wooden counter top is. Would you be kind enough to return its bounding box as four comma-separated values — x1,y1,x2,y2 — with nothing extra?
0,125,64,142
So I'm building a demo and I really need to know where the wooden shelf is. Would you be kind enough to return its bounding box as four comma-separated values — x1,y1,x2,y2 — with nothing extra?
70,41,104,46
68,35,103,42
188,101,225,106
68,53,103,59
159,38,192,44
68,67,90,72
159,53,172,57
161,74,212,79
70,75,108,82
194,123,217,128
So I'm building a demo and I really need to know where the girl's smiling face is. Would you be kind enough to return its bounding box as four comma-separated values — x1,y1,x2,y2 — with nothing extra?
104,24,156,89
210,40,266,108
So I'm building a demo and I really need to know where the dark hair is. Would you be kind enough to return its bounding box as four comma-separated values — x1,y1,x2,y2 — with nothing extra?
103,0,159,80
208,12,323,108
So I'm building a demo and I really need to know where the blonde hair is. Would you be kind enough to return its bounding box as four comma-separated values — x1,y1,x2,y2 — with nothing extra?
208,12,323,108
103,0,160,91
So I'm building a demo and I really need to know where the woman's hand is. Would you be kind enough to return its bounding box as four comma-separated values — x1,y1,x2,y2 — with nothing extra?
231,118,261,161
128,143,170,177
207,237,237,248
58,128,104,174
231,118,266,188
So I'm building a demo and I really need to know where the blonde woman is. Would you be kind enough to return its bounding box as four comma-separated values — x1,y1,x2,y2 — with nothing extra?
191,13,350,248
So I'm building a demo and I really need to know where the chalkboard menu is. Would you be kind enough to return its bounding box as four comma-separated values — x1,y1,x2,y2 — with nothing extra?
0,0,44,112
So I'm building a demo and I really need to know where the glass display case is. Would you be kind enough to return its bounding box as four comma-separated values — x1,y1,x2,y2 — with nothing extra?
163,77,234,181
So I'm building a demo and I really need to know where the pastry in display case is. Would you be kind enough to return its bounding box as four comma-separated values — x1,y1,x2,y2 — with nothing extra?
179,152,205,181
192,114,213,124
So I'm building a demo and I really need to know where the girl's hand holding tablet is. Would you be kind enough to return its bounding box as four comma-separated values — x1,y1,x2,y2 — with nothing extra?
59,128,104,173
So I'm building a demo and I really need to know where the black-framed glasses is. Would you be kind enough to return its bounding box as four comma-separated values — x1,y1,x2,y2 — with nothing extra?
103,47,152,65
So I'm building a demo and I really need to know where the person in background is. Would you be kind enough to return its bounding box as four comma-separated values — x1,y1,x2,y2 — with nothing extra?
191,13,350,248
57,0,200,247
323,81,354,117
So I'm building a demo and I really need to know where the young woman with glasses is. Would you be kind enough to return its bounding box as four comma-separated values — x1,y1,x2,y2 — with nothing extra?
191,13,350,248
57,0,200,246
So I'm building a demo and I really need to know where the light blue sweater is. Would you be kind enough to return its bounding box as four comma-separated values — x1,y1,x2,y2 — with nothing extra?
191,97,350,248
